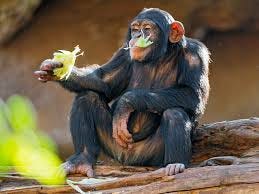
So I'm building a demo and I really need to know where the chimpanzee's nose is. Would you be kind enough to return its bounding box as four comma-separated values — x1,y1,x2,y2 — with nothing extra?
135,31,142,38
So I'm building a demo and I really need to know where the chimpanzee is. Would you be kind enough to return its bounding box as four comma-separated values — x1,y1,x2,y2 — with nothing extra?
35,8,210,177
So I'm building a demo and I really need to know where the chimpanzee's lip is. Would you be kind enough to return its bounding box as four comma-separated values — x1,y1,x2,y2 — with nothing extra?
132,45,150,49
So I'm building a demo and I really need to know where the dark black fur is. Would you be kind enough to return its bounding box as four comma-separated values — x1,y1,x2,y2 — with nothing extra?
59,8,210,167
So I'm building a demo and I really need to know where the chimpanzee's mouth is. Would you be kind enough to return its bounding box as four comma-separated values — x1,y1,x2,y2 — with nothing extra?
124,34,153,50
134,36,153,48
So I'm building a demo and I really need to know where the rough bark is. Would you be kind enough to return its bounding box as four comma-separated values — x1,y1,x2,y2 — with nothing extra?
191,117,259,164
0,118,259,193
1,164,259,194
93,163,259,194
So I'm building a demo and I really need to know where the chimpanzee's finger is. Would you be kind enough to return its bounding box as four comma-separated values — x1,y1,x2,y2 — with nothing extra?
121,119,132,138
127,143,133,150
40,59,53,71
86,167,94,178
38,77,48,83
117,122,132,142
77,164,94,177
51,61,63,69
40,59,63,71
169,164,176,175
117,130,132,145
117,117,132,141
112,120,118,139
165,163,185,176
112,117,130,148
121,127,133,142
40,74,54,81
174,164,181,174
34,70,48,77
115,136,128,148
179,164,185,173
58,162,73,176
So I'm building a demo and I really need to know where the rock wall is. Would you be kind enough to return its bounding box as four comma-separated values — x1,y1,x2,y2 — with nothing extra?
0,0,41,44
0,0,258,158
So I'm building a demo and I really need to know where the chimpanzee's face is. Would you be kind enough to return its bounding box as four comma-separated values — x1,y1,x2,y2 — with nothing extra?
129,19,160,62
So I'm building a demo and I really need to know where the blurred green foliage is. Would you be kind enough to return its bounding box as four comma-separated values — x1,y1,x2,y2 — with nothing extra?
0,95,65,185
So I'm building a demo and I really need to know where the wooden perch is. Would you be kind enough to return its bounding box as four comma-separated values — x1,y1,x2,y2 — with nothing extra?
192,117,259,164
0,165,156,179
96,163,259,194
2,163,259,193
1,118,259,193
0,168,168,193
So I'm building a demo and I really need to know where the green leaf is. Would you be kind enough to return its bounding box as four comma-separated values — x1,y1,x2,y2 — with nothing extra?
0,95,65,184
13,136,65,185
135,36,153,48
0,133,12,167
5,95,37,133
0,99,10,132
37,131,58,153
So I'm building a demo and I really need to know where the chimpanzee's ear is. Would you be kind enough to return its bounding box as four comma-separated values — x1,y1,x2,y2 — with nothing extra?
169,21,185,43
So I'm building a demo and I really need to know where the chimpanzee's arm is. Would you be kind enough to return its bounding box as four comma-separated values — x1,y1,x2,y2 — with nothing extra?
115,43,210,119
59,48,132,99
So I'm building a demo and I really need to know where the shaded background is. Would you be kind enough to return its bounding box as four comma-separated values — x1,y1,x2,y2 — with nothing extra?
0,0,258,158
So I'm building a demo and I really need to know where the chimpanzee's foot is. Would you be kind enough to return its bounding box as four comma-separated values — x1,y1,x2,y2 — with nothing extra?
61,161,94,177
199,156,240,167
60,153,94,177
164,163,185,176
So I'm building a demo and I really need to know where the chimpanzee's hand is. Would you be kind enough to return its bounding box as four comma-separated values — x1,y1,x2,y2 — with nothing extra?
34,59,63,82
112,111,133,149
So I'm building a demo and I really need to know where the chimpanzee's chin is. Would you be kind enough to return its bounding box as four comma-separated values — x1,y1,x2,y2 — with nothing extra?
131,56,148,63
130,54,145,62
131,57,152,65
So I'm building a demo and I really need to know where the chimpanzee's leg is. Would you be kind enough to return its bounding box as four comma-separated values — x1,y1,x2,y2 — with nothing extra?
161,108,192,166
159,108,192,175
63,93,192,177
62,91,112,177
117,107,192,175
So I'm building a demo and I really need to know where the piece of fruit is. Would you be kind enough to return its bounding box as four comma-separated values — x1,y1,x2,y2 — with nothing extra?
53,45,84,80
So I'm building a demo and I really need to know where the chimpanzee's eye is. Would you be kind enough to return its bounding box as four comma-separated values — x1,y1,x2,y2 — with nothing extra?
144,26,151,30
131,28,139,33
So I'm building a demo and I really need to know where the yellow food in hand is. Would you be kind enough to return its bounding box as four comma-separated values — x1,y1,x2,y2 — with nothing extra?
53,45,84,80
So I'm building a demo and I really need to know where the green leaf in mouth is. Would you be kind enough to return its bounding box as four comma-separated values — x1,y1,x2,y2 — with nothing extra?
134,35,153,48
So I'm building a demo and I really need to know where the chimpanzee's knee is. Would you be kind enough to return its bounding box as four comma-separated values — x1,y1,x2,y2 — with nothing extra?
163,108,186,121
74,91,104,106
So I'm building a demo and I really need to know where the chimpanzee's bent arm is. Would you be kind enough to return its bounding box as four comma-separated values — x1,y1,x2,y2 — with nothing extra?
116,86,200,118
115,43,210,119
59,48,132,99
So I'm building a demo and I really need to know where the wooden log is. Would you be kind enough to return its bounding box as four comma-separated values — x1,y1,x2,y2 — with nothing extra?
91,163,259,194
192,117,259,164
1,118,259,193
0,168,171,193
2,163,259,193
93,165,156,177
0,165,156,179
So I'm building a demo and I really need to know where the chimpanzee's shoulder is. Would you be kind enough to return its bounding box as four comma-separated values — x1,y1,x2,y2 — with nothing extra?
184,38,211,66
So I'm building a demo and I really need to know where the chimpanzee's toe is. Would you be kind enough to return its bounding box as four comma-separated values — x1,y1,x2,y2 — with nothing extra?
60,161,94,177
165,163,185,176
